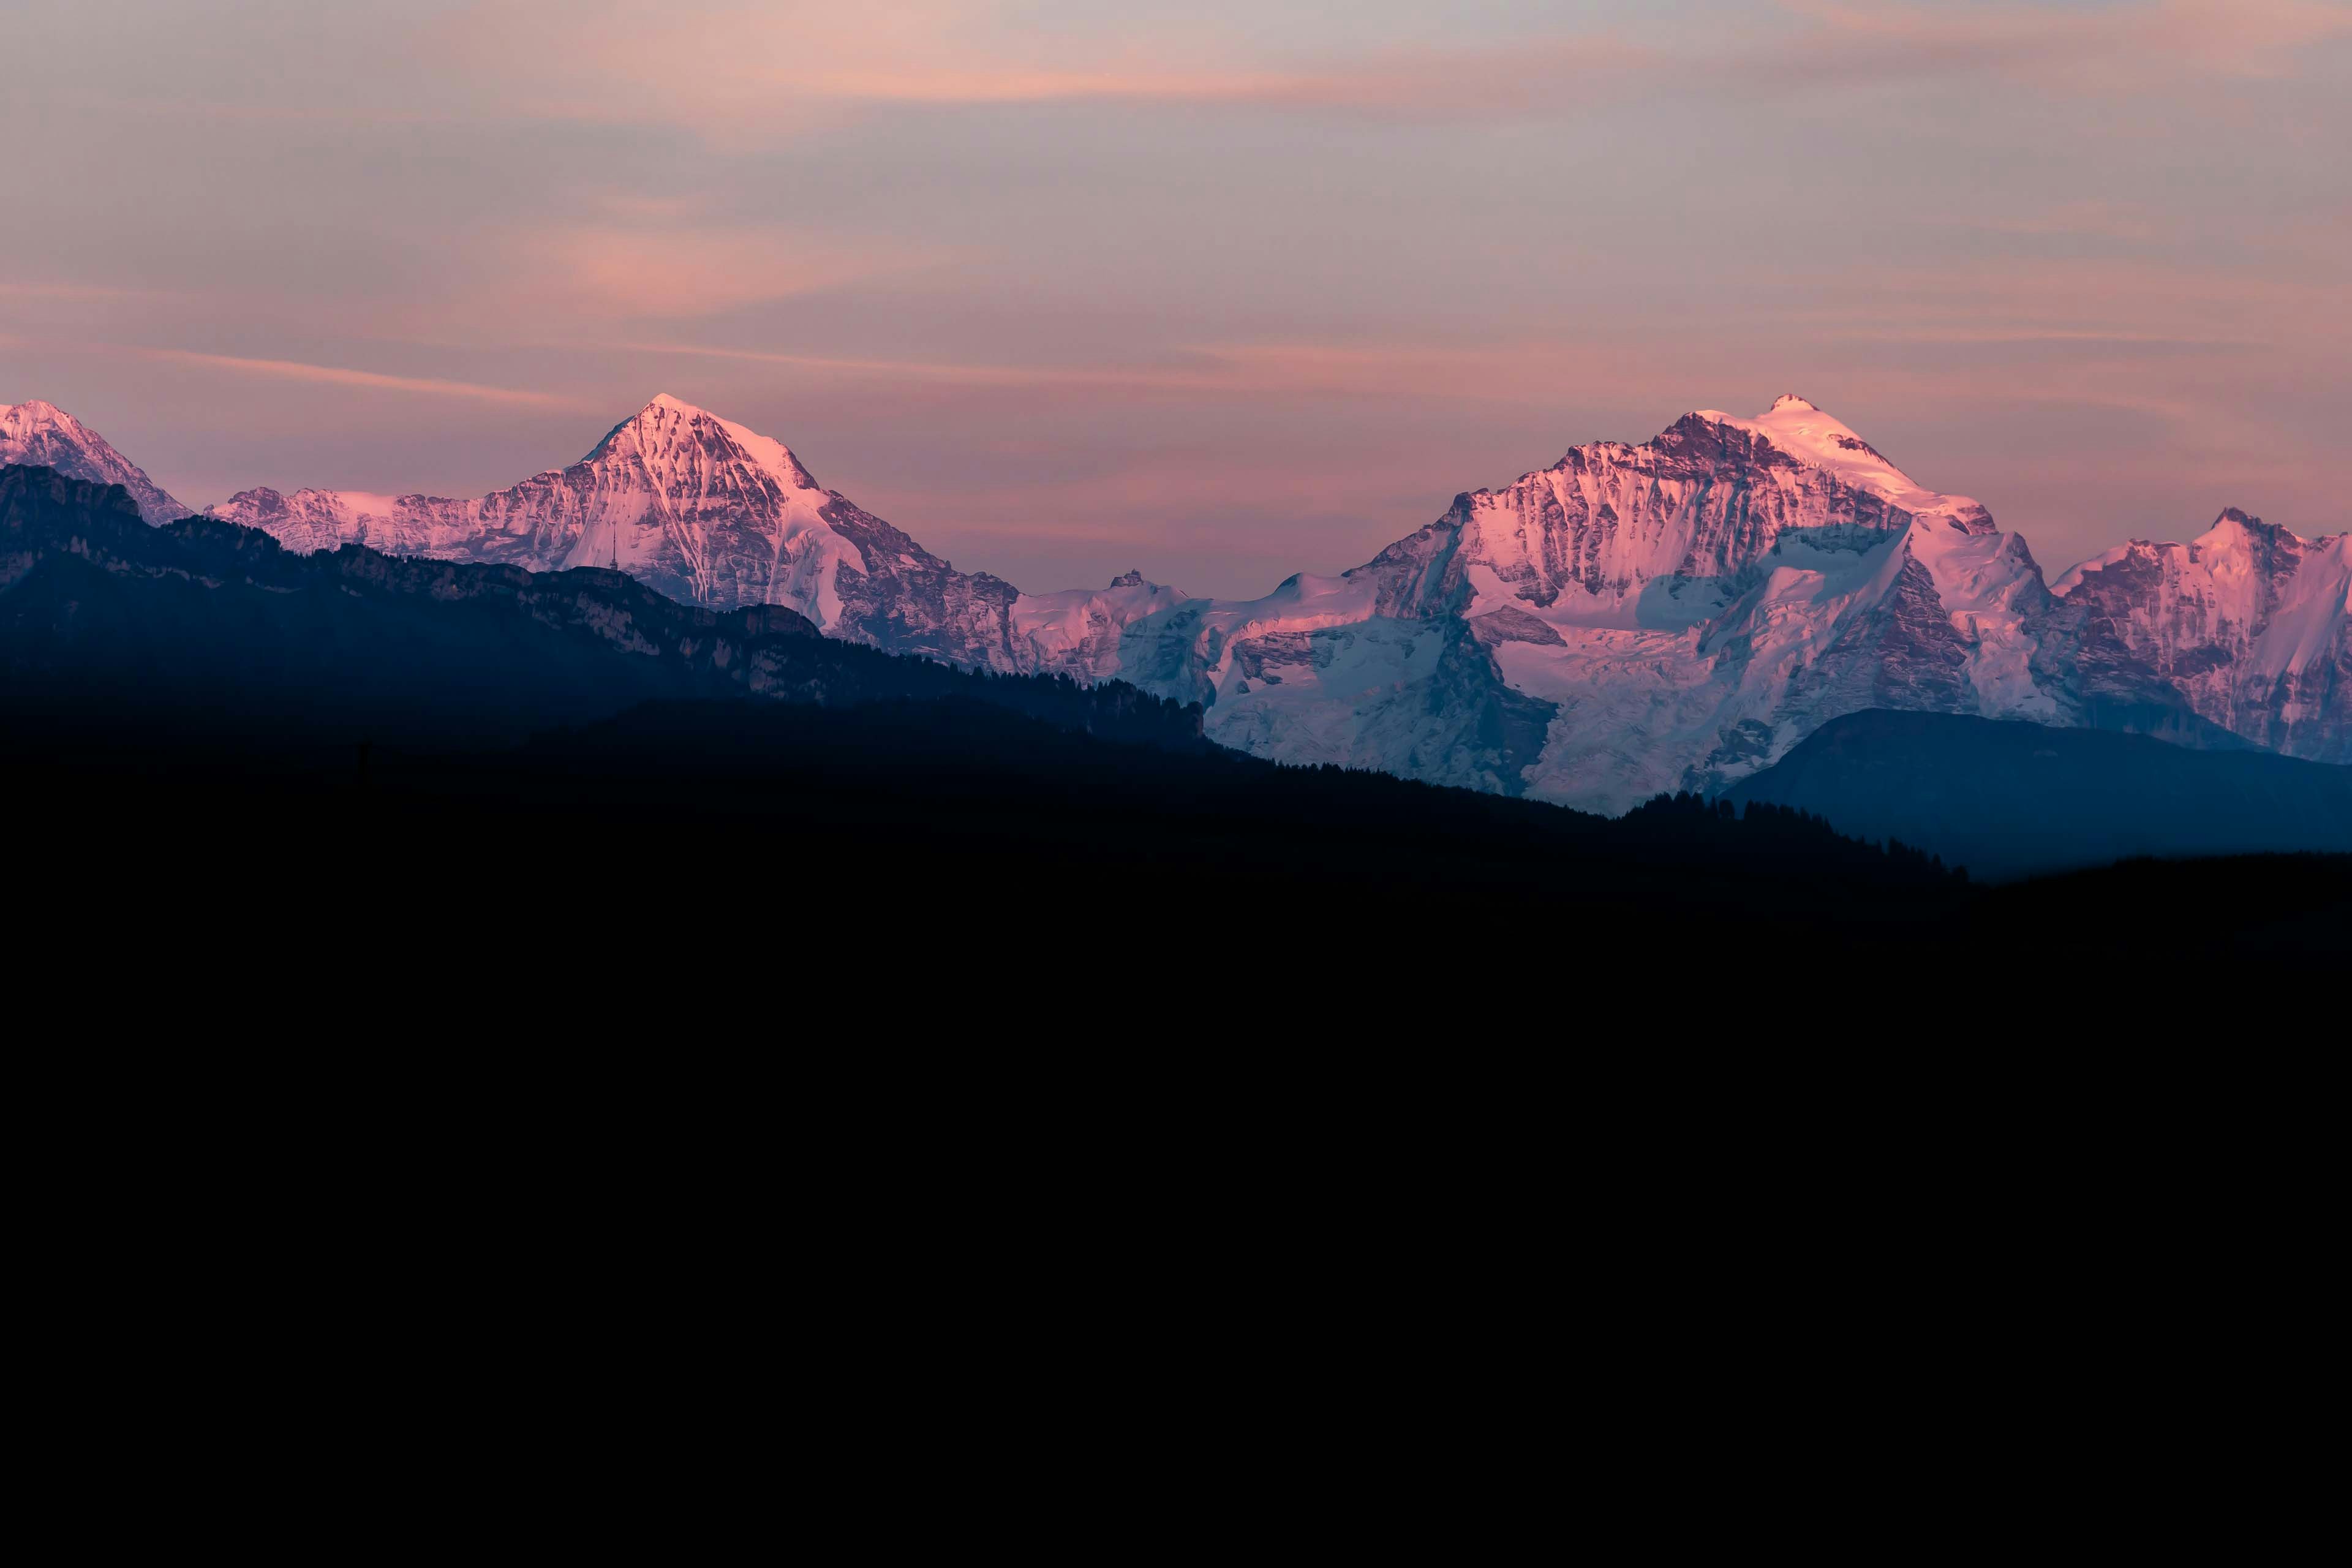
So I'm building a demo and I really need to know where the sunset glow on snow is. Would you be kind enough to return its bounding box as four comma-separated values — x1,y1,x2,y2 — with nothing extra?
5,1,2347,598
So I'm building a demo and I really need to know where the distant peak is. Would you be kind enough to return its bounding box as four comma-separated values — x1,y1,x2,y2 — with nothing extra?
586,395,818,489
3,398,77,427
2,399,189,524
1109,570,1148,589
1768,393,1819,413
2198,507,2299,546
593,393,726,451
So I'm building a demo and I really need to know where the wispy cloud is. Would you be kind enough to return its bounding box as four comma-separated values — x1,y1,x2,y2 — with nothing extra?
10,0,2340,588
517,228,935,321
1820,327,2256,348
621,341,1237,392
624,337,1637,403
137,350,578,407
1,281,169,304
1776,0,2352,86
424,0,2352,139
429,4,1651,132
794,44,1657,116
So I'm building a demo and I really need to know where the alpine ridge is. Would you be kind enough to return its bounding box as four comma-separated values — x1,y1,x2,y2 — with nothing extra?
1085,395,2345,805
1085,394,2073,809
18,391,2344,812
2051,508,2351,762
1,400,189,526
207,393,1038,668
0,461,1202,752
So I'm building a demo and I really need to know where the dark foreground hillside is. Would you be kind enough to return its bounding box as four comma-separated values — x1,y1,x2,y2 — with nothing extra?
0,462,1197,752
1727,709,2352,880
7,464,2345,1028
15,697,2347,1028
13,697,1964,955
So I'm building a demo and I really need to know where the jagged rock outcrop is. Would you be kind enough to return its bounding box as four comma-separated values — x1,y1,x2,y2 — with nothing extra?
2050,510,2351,764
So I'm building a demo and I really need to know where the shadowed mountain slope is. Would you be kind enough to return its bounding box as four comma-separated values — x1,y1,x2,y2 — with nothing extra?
1723,709,2352,880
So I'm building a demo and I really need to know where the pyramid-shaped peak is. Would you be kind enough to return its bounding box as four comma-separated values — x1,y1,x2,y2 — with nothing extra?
618,392,725,424
594,394,737,448
1,399,189,524
2201,507,2264,537
586,396,818,489
2,398,85,431
2196,507,2304,548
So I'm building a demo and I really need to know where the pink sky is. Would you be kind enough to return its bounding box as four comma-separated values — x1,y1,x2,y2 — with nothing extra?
3,0,2346,595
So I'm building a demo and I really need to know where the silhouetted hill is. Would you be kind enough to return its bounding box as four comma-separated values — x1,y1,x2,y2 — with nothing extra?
1973,854,2352,960
0,462,1200,752
7,463,2345,1021
1724,709,2352,880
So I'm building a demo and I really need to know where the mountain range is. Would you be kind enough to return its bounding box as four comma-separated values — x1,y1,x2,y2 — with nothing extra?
0,461,1195,754
7,454,2347,991
10,391,2345,812
3,459,1996,984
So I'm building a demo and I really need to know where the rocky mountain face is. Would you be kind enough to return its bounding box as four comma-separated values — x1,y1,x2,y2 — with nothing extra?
0,400,189,526
205,394,1046,669
1081,396,2073,809
2051,510,2351,764
1071,398,2346,807
30,390,2351,812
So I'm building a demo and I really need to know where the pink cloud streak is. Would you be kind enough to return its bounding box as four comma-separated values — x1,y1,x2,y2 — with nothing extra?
137,350,579,408
424,0,2352,139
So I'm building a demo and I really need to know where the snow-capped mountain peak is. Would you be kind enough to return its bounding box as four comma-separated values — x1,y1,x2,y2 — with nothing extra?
2049,507,2348,758
0,399,189,526
205,395,1041,658
1687,396,1990,535
170,390,2350,806
2050,507,2318,596
2196,506,2286,552
584,393,822,492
